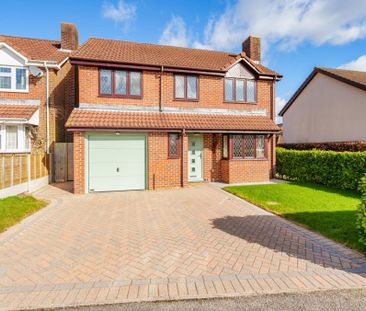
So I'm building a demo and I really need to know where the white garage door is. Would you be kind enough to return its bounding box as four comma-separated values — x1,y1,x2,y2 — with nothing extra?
87,134,146,192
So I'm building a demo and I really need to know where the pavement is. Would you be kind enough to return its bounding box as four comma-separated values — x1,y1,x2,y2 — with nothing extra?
59,288,366,311
0,183,365,310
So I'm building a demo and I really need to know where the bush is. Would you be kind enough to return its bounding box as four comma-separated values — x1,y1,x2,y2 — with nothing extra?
276,148,366,190
278,141,366,152
357,175,366,247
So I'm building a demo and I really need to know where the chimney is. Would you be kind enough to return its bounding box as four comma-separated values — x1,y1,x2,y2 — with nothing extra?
242,36,261,63
61,22,79,51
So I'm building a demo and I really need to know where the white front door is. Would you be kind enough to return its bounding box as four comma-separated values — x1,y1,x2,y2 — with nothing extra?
188,135,203,182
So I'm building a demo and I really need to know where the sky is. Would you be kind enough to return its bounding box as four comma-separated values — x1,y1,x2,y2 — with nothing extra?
2,0,366,121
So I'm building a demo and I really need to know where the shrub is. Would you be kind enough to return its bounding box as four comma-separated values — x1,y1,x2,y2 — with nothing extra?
278,141,366,152
276,148,366,190
357,175,366,247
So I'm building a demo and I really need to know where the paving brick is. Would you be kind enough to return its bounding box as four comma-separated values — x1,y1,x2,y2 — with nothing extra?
0,184,364,310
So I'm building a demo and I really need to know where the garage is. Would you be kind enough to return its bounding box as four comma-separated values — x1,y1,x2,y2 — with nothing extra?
87,134,146,192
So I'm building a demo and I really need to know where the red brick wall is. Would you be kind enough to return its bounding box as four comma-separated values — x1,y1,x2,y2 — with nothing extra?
78,66,273,113
73,131,273,194
148,132,182,189
73,131,85,194
0,61,75,153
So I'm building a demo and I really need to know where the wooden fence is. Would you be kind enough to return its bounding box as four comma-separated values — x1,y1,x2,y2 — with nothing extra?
54,143,74,182
0,153,49,191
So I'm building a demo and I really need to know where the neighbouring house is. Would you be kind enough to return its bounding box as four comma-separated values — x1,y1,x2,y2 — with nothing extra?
0,23,77,197
66,36,282,193
279,67,366,144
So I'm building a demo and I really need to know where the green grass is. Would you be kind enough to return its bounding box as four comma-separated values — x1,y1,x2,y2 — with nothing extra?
224,182,364,252
0,196,47,232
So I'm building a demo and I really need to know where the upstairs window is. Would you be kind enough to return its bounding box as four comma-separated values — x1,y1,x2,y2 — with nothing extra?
0,67,28,92
174,75,198,100
224,78,256,103
99,69,142,98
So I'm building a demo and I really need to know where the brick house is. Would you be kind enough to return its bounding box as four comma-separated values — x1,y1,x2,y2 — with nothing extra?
67,36,282,194
0,23,77,196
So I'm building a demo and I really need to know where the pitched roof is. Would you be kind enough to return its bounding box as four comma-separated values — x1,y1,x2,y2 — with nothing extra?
70,38,281,77
0,35,69,64
0,104,38,120
279,67,366,116
66,109,279,132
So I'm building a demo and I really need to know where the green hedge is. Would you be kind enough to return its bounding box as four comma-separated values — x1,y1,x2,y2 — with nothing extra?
276,148,366,190
357,175,366,247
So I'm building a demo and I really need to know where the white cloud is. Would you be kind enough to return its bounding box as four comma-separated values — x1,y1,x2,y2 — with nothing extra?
102,0,136,31
159,16,190,47
275,96,287,124
191,0,366,53
338,55,366,71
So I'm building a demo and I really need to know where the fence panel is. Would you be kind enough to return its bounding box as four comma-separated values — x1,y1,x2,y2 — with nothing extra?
0,153,49,191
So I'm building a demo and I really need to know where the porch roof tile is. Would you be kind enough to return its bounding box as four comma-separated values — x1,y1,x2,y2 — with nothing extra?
0,104,38,120
66,108,279,132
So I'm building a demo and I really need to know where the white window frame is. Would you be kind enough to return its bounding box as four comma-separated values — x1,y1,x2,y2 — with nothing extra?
0,65,29,93
0,124,31,153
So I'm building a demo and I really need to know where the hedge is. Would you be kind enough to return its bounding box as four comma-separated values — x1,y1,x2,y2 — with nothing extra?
276,148,366,190
357,175,366,247
278,141,366,152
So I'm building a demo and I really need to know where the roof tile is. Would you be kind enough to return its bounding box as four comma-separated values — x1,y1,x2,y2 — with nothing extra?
66,109,279,132
0,35,69,64
71,38,281,76
0,104,38,120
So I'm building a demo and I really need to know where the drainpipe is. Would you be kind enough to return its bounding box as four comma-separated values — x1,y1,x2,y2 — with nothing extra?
44,62,50,154
159,66,164,112
181,128,185,187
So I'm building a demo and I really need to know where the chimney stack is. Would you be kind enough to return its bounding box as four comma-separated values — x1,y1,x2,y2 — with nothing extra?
242,36,261,63
61,22,79,51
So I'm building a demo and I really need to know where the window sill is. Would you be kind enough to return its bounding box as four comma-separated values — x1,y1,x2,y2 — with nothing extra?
223,101,257,104
0,89,29,93
98,94,143,99
0,150,31,154
227,158,268,161
173,98,199,102
168,156,180,160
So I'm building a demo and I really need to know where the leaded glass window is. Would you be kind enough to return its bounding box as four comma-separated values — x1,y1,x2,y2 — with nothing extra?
225,78,233,101
244,135,255,158
100,69,112,94
246,80,256,102
115,71,127,95
256,135,265,158
187,76,197,99
130,72,141,96
169,133,180,158
232,135,243,158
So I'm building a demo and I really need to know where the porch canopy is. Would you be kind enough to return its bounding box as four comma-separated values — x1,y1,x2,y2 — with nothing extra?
0,103,39,125
66,108,279,133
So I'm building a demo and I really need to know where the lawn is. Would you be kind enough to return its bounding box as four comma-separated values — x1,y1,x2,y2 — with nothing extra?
224,182,364,252
0,196,47,232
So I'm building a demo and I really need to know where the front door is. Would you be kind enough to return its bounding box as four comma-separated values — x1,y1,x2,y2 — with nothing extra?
188,135,203,182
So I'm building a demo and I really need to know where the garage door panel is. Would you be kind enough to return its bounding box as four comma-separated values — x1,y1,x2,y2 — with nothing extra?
88,134,146,192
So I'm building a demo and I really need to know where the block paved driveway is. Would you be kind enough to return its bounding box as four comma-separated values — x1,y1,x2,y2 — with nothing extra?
0,184,366,310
